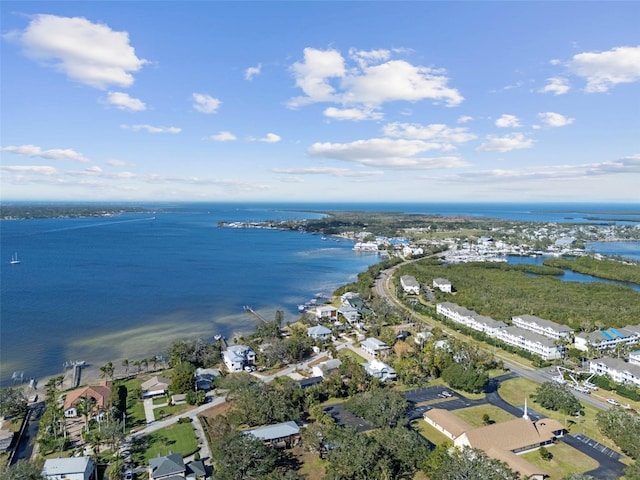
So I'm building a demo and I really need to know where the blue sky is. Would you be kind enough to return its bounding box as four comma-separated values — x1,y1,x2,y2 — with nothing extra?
1,1,639,202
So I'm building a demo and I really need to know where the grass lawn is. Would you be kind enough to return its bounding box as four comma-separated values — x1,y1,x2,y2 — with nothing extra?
295,449,327,480
453,405,516,428
154,403,190,420
152,396,169,406
498,377,622,454
410,419,449,447
127,401,146,429
520,442,599,478
143,423,198,460
338,349,366,363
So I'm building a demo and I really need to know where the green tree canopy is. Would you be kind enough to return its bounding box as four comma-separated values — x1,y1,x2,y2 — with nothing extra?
532,382,582,415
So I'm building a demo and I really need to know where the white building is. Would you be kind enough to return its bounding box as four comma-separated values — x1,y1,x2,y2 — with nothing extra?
589,357,640,387
312,305,338,320
362,359,397,382
630,350,640,366
400,275,421,295
360,337,391,357
496,326,564,361
311,359,342,378
512,314,573,340
436,302,506,337
222,345,256,372
574,325,640,352
433,278,453,293
42,457,97,480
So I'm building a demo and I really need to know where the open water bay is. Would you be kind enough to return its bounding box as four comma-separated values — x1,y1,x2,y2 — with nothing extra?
0,204,380,384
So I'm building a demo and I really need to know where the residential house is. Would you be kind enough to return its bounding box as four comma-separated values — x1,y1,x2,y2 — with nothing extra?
42,457,97,480
362,359,397,382
496,326,564,360
337,304,360,324
433,278,453,293
243,421,301,448
148,453,210,480
307,325,332,341
400,275,421,295
574,324,640,352
589,357,640,387
141,376,171,398
344,295,373,316
360,337,391,357
63,381,112,418
297,376,324,389
511,314,573,340
312,305,338,321
414,330,433,345
194,368,220,391
311,358,342,378
424,407,565,480
222,345,256,372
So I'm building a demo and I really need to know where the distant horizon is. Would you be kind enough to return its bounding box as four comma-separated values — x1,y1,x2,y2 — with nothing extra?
1,2,638,203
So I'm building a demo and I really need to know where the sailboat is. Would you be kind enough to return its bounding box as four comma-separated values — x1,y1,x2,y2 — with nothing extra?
10,252,20,264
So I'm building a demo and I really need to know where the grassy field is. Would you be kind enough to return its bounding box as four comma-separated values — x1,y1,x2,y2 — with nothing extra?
143,422,198,460
410,419,450,447
520,441,599,479
453,405,517,428
337,349,366,363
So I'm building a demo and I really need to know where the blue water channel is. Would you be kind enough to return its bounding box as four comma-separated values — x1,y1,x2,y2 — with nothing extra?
505,255,640,292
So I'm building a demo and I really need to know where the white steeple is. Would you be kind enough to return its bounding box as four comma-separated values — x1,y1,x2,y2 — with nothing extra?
523,397,530,420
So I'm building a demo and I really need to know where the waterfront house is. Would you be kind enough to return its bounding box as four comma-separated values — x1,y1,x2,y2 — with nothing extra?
141,376,171,398
360,337,391,357
511,314,573,340
307,324,332,341
222,345,256,372
243,420,301,448
42,457,96,480
148,452,210,480
312,305,338,320
400,275,421,295
194,367,220,391
63,381,112,418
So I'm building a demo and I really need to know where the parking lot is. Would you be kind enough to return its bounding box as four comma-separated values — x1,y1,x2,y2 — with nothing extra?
571,433,622,460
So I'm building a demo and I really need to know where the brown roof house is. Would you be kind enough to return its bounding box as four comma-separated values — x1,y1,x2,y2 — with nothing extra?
142,376,171,398
63,381,112,418
424,402,565,480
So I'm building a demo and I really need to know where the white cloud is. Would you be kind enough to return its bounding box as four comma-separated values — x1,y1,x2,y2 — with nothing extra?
476,133,534,152
2,165,58,175
457,115,473,123
308,138,469,169
106,92,146,111
192,93,221,114
209,131,237,142
121,124,181,134
495,114,521,128
6,14,146,89
245,63,262,80
288,47,463,110
106,159,127,167
538,112,574,127
1,144,89,162
383,122,476,144
272,166,383,177
323,107,383,121
258,133,281,143
568,45,640,93
540,77,570,95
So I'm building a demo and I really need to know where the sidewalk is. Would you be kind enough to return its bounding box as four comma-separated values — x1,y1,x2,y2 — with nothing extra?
143,398,156,424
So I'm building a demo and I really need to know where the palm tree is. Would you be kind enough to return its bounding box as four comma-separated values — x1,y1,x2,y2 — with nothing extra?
150,356,158,372
121,359,129,376
141,359,149,372
100,362,115,381
76,395,96,434
133,360,142,374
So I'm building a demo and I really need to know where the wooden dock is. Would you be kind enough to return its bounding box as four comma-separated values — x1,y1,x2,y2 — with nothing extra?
243,305,267,323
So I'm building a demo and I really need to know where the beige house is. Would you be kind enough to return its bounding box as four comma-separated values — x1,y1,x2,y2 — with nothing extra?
424,407,565,480
63,381,112,418
141,376,171,398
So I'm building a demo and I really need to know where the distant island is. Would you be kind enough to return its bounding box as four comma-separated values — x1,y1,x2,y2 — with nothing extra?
0,204,155,220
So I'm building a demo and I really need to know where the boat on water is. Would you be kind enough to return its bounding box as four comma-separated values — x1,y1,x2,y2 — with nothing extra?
10,252,20,264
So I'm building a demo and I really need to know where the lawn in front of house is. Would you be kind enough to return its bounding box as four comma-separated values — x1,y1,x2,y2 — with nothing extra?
520,441,599,479
143,422,198,460
410,419,449,447
337,348,366,364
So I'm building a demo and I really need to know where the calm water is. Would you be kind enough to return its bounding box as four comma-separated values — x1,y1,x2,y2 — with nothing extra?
1,202,638,384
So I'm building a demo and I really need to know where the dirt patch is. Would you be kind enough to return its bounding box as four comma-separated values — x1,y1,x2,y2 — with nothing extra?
198,401,232,419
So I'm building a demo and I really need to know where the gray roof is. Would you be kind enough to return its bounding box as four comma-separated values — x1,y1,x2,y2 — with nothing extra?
149,453,185,478
591,357,640,377
502,326,557,347
186,459,207,477
512,314,573,333
473,314,507,329
433,278,452,285
307,325,332,336
43,457,94,476
401,275,420,287
243,420,300,441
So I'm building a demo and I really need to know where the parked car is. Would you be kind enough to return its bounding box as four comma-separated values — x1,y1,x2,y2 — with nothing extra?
607,398,620,406
441,391,452,397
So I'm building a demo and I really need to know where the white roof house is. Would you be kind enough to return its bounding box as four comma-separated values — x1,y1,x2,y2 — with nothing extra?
42,457,96,480
400,275,421,295
243,421,301,447
433,278,453,293
222,345,256,372
307,324,332,340
313,305,338,320
362,359,397,382
360,337,391,357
